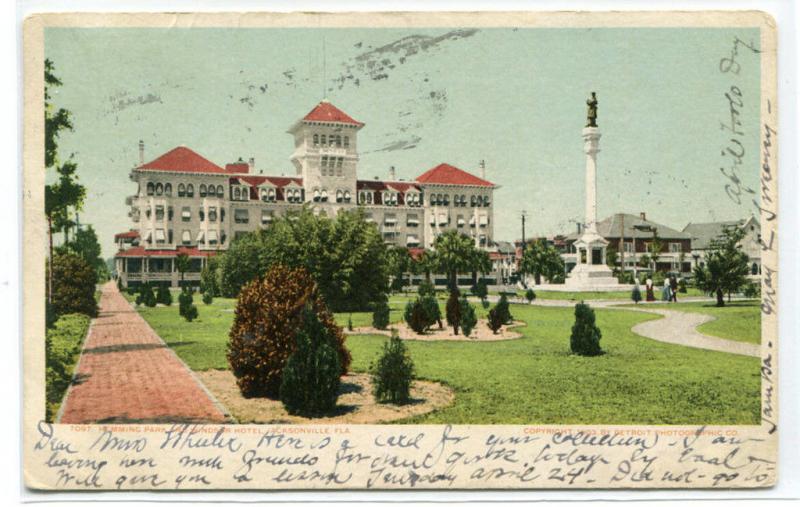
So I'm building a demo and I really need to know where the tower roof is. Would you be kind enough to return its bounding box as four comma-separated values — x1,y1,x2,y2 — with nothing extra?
137,146,226,174
302,100,364,126
415,163,494,187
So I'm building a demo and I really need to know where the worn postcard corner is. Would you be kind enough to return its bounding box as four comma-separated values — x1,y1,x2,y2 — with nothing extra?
22,10,778,492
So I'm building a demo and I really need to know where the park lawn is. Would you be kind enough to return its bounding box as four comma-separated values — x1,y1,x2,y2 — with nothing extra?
134,298,760,425
46,313,91,421
658,300,761,345
531,287,705,301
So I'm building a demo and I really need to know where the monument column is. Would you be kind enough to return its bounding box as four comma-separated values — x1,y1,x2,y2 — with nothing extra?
582,126,601,234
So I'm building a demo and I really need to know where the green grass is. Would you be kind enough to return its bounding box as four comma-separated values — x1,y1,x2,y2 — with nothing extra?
134,296,760,425
46,313,91,421
660,300,761,345
531,287,705,301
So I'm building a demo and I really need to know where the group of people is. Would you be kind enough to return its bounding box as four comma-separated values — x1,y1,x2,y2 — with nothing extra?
641,275,680,302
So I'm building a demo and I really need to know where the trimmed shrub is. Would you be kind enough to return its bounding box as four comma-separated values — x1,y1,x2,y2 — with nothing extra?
202,292,213,305
279,307,342,416
45,313,91,422
496,293,513,324
743,280,761,299
417,280,436,298
372,297,390,330
136,283,156,308
487,307,503,334
178,289,198,321
227,265,350,398
200,255,221,297
156,284,172,306
471,280,488,302
347,316,354,332
47,252,98,318
371,332,414,405
525,288,536,303
404,299,430,334
445,287,462,334
678,278,688,294
460,297,477,337
631,284,642,304
420,293,442,329
570,302,603,356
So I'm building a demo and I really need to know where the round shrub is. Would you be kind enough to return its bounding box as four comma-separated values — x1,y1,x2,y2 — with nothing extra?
48,252,98,318
487,306,503,334
156,284,172,306
459,297,477,337
178,289,198,321
404,299,430,334
136,283,156,307
372,297,390,330
420,293,442,329
202,291,213,305
371,333,414,405
495,293,513,324
280,307,342,416
227,265,351,398
570,302,603,356
631,284,642,304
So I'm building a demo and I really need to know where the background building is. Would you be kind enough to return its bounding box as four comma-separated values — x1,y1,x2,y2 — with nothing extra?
683,216,762,278
115,101,497,288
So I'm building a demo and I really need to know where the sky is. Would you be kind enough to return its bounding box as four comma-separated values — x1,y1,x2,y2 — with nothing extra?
44,26,762,258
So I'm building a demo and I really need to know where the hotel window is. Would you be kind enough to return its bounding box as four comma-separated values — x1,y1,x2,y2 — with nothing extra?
457,215,466,228
186,184,194,197
321,189,328,202
364,213,375,223
460,194,466,207
483,195,491,206
344,136,350,148
164,183,172,196
168,230,173,244
196,231,204,243
336,190,343,203
233,187,241,200
335,135,342,147
221,209,225,222
221,230,227,244
321,134,327,146
406,235,419,247
438,212,448,226
155,205,165,221
168,206,174,221
358,192,365,204
208,207,218,222
155,228,166,244
199,184,207,197
479,215,489,228
178,183,186,197
199,209,205,221
443,194,450,206
470,195,477,207
366,192,373,204
313,189,321,202
234,209,249,224
344,190,351,203
623,242,634,253
207,229,218,245
181,207,191,221
430,194,435,206
261,209,273,225
669,242,682,253
145,208,151,219
217,185,225,198
155,183,163,196
384,214,397,226
146,182,154,196
313,134,319,146
181,230,191,245
469,215,477,228
407,214,419,227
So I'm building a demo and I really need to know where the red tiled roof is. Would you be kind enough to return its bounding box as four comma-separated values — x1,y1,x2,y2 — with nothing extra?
115,246,218,258
137,146,226,174
415,163,494,187
225,162,250,174
114,230,139,240
387,181,420,192
303,101,363,126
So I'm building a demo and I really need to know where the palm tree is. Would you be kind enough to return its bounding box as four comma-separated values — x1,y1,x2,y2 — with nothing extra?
519,238,565,285
432,230,486,289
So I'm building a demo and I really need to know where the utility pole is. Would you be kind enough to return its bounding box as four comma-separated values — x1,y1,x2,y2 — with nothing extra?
619,213,625,277
520,210,528,251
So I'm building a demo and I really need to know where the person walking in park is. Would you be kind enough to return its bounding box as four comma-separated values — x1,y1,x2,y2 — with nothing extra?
669,275,679,302
662,277,671,302
645,278,655,302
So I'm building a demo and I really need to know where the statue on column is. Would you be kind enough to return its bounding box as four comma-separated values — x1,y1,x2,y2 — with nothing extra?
586,92,598,127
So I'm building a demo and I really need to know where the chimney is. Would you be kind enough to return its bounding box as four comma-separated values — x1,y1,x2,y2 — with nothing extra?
248,157,255,173
389,166,396,181
640,212,647,221
577,222,582,234
138,140,144,165
479,159,486,179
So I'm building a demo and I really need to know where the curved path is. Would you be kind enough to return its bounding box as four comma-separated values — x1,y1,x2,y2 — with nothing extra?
483,296,759,357
58,282,229,424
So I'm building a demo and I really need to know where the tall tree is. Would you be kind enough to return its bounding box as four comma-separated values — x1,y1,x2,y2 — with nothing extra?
519,238,565,285
175,252,191,288
646,231,664,273
60,225,107,281
431,230,485,289
693,225,750,307
44,59,85,301
386,246,412,292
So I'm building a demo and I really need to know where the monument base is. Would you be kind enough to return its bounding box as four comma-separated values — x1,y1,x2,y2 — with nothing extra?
564,263,621,290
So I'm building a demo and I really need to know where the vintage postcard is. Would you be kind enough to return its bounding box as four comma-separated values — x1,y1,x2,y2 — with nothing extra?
22,10,778,491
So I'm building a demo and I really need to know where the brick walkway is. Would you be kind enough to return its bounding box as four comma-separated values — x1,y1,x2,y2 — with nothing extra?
58,282,228,424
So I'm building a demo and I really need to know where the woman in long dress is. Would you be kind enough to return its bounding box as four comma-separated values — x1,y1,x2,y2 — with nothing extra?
662,278,671,302
645,278,655,302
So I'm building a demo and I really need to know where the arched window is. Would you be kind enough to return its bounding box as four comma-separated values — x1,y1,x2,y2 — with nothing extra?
199,184,207,197
460,194,466,207
321,134,327,146
155,183,163,196
164,183,172,196
199,209,205,221
335,135,342,147
178,183,186,197
430,194,435,205
336,190,343,203
261,188,268,201
471,195,477,207
313,189,321,202
217,185,224,198
752,263,759,275
321,189,328,202
186,184,194,197
344,136,350,148
366,192,373,204
344,190,351,203
233,187,240,200
313,134,319,146
146,182,155,196
483,195,491,206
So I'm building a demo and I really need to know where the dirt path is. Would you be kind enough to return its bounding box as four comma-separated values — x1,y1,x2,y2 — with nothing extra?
57,282,229,424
